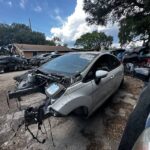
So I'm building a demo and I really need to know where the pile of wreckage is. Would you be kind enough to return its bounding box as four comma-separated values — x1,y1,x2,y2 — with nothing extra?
0,44,149,81
111,46,150,82
0,44,61,73
0,44,30,72
29,52,61,66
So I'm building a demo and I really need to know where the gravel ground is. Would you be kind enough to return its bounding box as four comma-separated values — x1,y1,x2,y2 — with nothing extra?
0,71,144,150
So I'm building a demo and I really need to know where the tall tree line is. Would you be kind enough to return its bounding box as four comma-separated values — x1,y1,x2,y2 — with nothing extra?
0,23,56,46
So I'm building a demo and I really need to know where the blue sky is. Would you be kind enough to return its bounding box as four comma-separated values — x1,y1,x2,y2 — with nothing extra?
0,0,120,47
0,0,76,36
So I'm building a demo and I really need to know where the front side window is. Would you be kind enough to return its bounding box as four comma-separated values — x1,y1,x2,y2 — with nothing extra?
84,54,120,82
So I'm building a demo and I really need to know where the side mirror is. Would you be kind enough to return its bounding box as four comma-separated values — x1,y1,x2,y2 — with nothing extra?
95,70,108,79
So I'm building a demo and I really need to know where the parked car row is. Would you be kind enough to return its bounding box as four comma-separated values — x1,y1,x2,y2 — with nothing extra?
0,55,29,72
0,45,62,73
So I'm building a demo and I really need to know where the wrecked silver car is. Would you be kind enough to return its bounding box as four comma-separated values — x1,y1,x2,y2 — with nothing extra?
8,52,124,126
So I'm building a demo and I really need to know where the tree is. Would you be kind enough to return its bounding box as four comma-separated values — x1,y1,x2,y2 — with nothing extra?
118,15,150,46
0,23,54,46
45,40,56,46
83,0,150,46
75,31,113,50
63,43,68,47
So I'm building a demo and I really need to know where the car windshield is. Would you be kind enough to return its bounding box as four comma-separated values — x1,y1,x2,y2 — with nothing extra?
39,53,97,75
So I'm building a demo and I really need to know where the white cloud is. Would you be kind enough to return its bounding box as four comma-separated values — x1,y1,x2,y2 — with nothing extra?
20,0,27,9
34,6,42,12
7,1,12,7
50,0,119,47
55,15,64,24
112,43,121,48
46,36,52,41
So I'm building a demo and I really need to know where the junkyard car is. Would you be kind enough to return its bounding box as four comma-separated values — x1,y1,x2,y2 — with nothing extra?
40,54,61,65
8,52,124,125
0,55,28,72
133,67,150,82
30,53,54,66
123,47,150,74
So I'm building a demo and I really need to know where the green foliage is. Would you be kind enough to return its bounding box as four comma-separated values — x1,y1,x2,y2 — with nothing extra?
75,31,113,50
63,43,68,47
84,0,150,46
119,15,150,46
0,23,56,46
45,40,56,46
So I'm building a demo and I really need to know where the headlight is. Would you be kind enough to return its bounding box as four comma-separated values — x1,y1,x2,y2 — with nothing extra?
46,83,60,95
45,83,65,99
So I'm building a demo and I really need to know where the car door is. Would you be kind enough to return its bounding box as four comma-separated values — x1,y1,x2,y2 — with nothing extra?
108,55,124,91
83,54,114,113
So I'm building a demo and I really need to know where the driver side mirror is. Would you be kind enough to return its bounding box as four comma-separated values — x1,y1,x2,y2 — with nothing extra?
95,70,108,79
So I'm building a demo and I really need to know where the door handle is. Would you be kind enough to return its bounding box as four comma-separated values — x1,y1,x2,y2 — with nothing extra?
110,75,114,79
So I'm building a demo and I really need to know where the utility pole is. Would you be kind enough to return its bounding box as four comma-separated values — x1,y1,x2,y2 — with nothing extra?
29,18,32,30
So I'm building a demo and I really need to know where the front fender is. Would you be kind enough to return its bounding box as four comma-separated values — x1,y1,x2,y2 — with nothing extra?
51,93,92,116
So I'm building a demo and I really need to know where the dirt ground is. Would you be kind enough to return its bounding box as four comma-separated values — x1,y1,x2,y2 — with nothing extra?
0,71,144,150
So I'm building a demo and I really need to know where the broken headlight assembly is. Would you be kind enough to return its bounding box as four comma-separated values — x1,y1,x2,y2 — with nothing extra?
45,83,65,103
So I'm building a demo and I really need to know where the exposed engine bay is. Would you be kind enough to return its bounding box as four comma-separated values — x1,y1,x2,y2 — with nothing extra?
7,69,81,127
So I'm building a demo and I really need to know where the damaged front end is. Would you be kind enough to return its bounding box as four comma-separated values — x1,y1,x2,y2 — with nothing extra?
7,69,78,126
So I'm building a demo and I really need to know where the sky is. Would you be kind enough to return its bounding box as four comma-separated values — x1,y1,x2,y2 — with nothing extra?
0,0,120,47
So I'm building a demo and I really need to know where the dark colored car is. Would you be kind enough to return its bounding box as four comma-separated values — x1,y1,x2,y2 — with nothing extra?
0,55,28,72
123,47,150,65
30,53,52,66
40,54,61,65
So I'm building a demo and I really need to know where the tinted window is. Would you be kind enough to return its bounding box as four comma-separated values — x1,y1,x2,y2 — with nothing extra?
40,53,97,75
